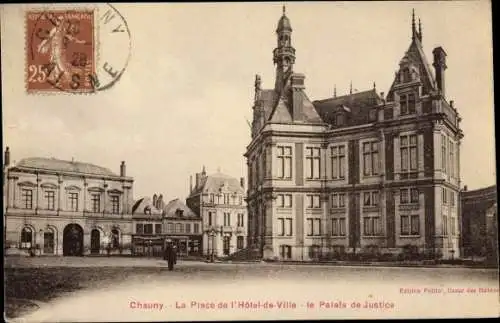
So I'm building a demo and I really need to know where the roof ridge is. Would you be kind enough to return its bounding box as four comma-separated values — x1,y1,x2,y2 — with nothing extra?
314,88,377,103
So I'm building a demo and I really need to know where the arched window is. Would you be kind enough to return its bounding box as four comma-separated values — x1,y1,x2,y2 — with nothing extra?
111,228,120,249
20,227,33,249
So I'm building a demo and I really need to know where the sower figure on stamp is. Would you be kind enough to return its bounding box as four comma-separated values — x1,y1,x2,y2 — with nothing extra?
164,239,177,271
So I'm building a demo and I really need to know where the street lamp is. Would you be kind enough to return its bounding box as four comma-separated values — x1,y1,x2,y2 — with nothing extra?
209,229,216,262
148,239,152,257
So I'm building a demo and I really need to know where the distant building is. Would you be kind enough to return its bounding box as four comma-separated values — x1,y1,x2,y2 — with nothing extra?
461,185,498,262
3,147,134,256
162,198,202,257
186,167,247,257
131,196,164,256
245,9,463,261
131,196,202,257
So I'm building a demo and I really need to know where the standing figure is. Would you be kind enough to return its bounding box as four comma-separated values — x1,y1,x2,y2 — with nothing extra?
164,239,176,271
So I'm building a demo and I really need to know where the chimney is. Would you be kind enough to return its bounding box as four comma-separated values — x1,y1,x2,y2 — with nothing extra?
290,73,305,120
153,194,157,207
190,175,193,193
432,46,447,98
157,194,163,209
4,146,10,166
463,185,468,192
240,177,245,189
120,161,126,177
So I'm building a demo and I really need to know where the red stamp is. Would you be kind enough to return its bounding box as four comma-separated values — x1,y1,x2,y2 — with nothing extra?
26,10,96,93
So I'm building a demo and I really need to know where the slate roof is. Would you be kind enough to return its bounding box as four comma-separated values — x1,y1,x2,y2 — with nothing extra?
313,89,381,126
190,172,244,196
15,157,117,176
386,37,437,101
163,198,199,218
132,197,164,217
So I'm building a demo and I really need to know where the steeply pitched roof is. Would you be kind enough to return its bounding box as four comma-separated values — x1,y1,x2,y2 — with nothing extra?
313,89,381,126
386,37,437,101
132,197,164,216
190,172,244,196
15,157,117,176
163,198,198,218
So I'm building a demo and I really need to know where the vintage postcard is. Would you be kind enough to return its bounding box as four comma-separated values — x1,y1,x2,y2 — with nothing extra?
2,1,498,322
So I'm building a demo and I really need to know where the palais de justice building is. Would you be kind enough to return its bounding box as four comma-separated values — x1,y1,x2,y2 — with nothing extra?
245,9,463,261
3,147,134,256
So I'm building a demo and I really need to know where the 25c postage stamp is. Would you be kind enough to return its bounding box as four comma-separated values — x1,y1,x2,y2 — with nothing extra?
25,4,132,94
26,10,96,93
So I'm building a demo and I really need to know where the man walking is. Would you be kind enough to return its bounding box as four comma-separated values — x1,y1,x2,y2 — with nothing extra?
164,239,177,271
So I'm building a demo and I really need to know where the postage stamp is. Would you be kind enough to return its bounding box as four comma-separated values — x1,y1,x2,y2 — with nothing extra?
25,4,131,94
26,10,96,93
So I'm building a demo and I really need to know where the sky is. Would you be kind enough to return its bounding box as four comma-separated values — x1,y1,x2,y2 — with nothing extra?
1,1,495,202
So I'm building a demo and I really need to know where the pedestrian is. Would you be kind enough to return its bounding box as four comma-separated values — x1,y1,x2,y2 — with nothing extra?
164,239,175,271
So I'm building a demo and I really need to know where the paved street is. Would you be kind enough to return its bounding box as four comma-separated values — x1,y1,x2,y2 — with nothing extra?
5,256,499,321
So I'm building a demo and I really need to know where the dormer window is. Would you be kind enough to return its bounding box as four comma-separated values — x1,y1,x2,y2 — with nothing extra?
402,68,411,83
335,114,345,126
400,93,416,115
175,208,184,217
369,109,377,121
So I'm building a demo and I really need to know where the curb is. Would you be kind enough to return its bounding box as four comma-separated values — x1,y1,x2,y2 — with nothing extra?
4,298,46,321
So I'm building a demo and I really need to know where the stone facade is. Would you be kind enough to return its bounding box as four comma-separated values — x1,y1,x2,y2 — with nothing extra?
186,167,247,257
3,147,134,256
245,9,463,261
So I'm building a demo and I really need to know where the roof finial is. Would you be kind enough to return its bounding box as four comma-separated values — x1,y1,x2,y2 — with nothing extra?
282,4,286,16
418,18,422,42
349,81,353,95
202,165,206,175
411,9,416,40
373,81,376,91
334,84,337,98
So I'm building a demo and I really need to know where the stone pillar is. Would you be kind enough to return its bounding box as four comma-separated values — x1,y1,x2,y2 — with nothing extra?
263,193,275,259
57,177,63,214
394,134,400,181
379,130,386,181
36,176,42,214
418,132,425,178
103,181,108,214
321,193,330,254
83,179,88,213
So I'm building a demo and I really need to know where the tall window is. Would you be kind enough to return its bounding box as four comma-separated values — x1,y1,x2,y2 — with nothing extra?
238,196,243,205
306,218,321,236
450,191,455,207
21,189,33,209
400,188,419,204
331,193,346,208
401,215,420,235
68,192,78,211
451,217,456,236
277,217,293,236
443,215,448,235
276,194,292,208
331,145,346,179
280,245,292,259
136,224,144,234
45,190,55,210
306,147,321,179
449,139,454,178
400,134,417,172
184,223,190,234
20,227,33,249
144,224,153,234
277,146,292,179
110,195,120,213
209,193,215,203
155,224,162,234
306,195,321,208
237,213,245,227
237,236,244,249
91,193,101,212
194,223,200,233
175,223,182,233
223,193,230,205
400,93,416,115
363,215,381,236
332,217,346,236
363,141,379,176
208,212,213,226
224,212,231,226
167,222,174,233
442,188,448,204
363,191,379,207
441,134,447,173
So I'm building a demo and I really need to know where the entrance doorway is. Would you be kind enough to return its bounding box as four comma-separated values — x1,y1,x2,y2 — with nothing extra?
91,229,100,254
223,236,230,256
63,223,84,256
43,229,55,254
